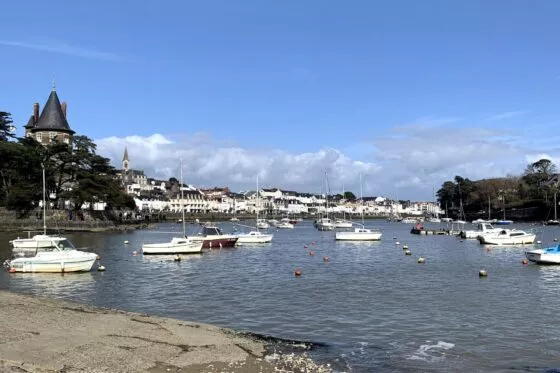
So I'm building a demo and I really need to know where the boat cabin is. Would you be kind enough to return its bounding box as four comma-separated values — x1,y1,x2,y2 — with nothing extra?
201,226,224,236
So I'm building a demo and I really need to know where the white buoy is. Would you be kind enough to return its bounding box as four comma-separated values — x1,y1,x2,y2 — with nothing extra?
395,241,400,245
479,269,488,277
405,250,412,255
174,255,181,262
403,245,408,250
417,257,425,263
124,240,129,244
98,265,106,272
537,240,542,244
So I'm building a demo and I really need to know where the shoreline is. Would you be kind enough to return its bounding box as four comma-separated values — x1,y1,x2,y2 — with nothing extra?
0,290,331,373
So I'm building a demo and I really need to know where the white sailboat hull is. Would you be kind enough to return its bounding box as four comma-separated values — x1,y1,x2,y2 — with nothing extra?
334,221,353,228
236,232,273,243
7,250,98,273
142,238,203,254
335,228,382,241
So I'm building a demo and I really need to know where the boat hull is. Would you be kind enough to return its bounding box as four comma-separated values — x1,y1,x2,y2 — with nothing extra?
545,220,560,226
142,242,203,255
334,221,353,228
335,232,382,241
236,233,273,244
190,237,238,248
478,234,536,245
7,254,98,273
524,250,560,264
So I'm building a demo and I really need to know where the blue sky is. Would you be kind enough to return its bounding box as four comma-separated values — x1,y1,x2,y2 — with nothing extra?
2,1,560,198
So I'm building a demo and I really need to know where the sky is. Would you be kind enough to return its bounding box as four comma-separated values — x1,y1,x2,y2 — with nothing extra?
2,0,560,200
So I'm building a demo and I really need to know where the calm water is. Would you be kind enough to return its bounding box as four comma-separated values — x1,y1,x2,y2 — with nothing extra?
1,221,560,372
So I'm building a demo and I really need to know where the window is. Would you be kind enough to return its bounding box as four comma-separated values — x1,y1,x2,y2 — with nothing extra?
36,132,42,142
63,137,70,144
49,132,56,142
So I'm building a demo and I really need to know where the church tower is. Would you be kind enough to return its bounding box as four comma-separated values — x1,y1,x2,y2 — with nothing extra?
122,146,130,172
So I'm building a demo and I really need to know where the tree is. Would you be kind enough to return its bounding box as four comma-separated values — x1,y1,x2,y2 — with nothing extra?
0,112,15,141
343,191,356,200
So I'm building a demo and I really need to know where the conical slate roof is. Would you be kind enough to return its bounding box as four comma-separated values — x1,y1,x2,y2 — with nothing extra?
24,115,35,129
35,89,73,133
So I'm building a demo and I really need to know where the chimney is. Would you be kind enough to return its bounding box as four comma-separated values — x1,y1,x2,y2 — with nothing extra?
33,102,39,123
61,101,67,118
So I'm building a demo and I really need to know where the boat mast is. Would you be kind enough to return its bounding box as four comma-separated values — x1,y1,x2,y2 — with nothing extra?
42,163,46,235
325,171,329,220
555,190,558,221
256,175,259,229
180,159,186,237
360,173,364,227
488,196,491,220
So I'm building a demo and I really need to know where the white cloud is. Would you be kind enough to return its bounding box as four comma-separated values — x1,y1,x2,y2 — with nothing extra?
0,39,124,61
95,124,560,200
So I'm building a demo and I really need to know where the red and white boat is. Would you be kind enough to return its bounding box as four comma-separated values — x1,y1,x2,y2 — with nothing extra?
190,225,238,248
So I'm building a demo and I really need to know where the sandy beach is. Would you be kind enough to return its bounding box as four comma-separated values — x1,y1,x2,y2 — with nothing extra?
0,290,330,373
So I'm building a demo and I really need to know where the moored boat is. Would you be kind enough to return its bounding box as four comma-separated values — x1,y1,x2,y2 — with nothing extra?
4,237,98,273
190,225,238,248
142,237,202,254
335,227,382,241
525,244,560,264
477,229,535,245
460,223,503,239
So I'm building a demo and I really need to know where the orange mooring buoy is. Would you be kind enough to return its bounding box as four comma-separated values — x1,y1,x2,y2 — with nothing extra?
303,245,308,248
521,258,529,265
309,251,315,256
294,269,302,277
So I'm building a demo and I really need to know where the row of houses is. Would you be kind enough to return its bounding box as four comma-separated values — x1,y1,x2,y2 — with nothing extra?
132,187,442,217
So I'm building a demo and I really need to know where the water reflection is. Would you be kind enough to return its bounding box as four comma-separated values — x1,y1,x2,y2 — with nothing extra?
8,272,96,298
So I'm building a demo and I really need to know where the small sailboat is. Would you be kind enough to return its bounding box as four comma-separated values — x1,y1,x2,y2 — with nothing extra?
235,176,273,243
495,194,513,225
335,174,382,241
315,172,335,231
142,160,202,254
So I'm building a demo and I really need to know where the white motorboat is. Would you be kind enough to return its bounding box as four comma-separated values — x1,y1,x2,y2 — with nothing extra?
460,223,503,239
525,244,560,264
276,221,294,229
441,217,453,223
334,174,382,241
477,229,536,245
142,237,202,254
333,219,353,228
401,217,418,224
230,217,239,222
427,217,441,223
236,230,273,243
142,160,202,255
5,238,98,273
256,219,269,229
315,218,335,231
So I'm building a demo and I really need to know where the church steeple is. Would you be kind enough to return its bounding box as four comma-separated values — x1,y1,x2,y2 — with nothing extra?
122,146,129,171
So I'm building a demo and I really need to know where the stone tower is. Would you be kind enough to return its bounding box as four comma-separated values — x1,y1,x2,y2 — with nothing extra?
24,85,74,145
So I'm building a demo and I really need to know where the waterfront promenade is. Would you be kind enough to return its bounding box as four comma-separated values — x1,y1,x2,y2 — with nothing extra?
0,291,329,373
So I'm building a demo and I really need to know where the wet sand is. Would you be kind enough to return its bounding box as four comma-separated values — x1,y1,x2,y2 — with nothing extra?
0,290,330,373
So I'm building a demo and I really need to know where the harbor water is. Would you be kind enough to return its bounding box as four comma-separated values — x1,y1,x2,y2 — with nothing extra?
1,220,560,372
